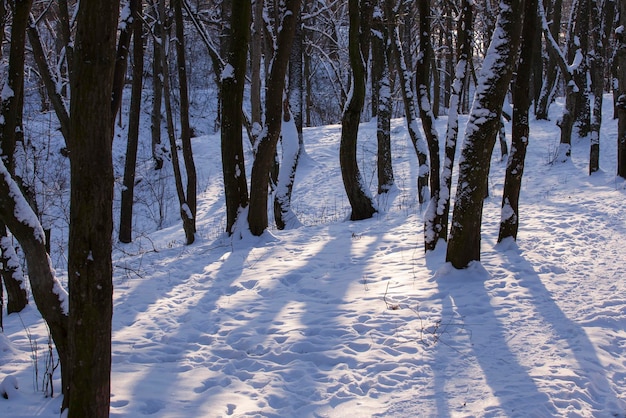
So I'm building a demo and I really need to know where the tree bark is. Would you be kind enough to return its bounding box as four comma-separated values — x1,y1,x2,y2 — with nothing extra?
433,0,472,246
26,15,70,144
417,0,443,252
251,0,264,133
119,0,145,244
0,160,69,410
67,0,119,415
616,0,626,178
446,0,525,268
151,0,165,170
174,0,198,239
535,0,563,120
275,8,305,230
385,0,430,204
249,0,302,235
498,0,537,242
221,0,251,234
160,0,195,245
340,0,377,221
372,5,394,194
0,0,33,314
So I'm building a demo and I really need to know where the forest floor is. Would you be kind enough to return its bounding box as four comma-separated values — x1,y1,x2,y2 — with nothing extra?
1,95,625,417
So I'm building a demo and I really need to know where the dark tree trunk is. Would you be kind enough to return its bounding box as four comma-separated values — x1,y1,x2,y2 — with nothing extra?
372,4,394,194
249,0,301,235
251,0,264,132
432,0,472,247
57,0,74,80
67,0,119,415
616,0,626,178
0,162,69,411
498,0,537,242
588,0,614,174
151,1,165,170
535,0,562,120
111,0,136,122
119,0,145,244
386,0,429,204
0,226,28,314
174,0,198,239
571,0,591,139
27,15,70,145
417,0,443,252
160,0,195,245
0,0,33,314
446,0,525,269
275,7,305,230
221,0,251,234
340,0,377,221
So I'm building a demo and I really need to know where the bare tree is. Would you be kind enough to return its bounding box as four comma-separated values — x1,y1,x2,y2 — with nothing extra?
340,0,377,220
0,0,33,317
274,7,306,230
431,0,473,247
446,0,525,268
221,0,251,234
248,0,302,235
616,0,626,178
589,0,615,174
119,0,145,243
372,2,394,194
498,0,538,242
385,0,430,204
66,1,120,415
417,0,443,252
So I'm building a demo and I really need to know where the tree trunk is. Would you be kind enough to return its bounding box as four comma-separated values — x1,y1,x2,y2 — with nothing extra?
0,160,69,411
221,0,251,234
571,0,591,139
417,0,443,252
0,0,33,314
535,0,563,120
67,1,119,415
111,0,136,123
372,5,394,194
340,0,377,221
119,0,145,244
160,1,195,245
498,0,537,242
151,1,165,170
251,0,264,134
26,15,70,145
386,0,429,204
446,0,525,269
174,0,198,239
588,0,614,174
430,0,472,247
616,0,626,178
275,8,305,230
249,0,301,235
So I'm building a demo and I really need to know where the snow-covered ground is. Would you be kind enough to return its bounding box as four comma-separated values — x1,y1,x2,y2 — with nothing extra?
1,95,626,417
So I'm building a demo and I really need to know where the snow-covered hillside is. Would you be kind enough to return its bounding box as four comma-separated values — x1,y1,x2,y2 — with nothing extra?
1,95,625,417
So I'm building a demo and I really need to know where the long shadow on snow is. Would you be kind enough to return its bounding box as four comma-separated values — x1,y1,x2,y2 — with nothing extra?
188,216,403,417
110,238,253,417
501,245,625,416
431,260,551,417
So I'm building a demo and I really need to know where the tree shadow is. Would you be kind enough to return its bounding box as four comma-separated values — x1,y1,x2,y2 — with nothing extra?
500,244,625,415
431,259,552,416
111,214,402,417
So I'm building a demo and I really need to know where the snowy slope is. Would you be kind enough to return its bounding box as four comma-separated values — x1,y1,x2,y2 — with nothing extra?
1,95,625,417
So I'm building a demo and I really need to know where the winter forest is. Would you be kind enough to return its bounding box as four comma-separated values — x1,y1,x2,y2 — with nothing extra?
1,0,626,416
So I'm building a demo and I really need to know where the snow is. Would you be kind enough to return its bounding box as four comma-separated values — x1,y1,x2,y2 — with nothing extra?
1,95,626,417
221,64,235,81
